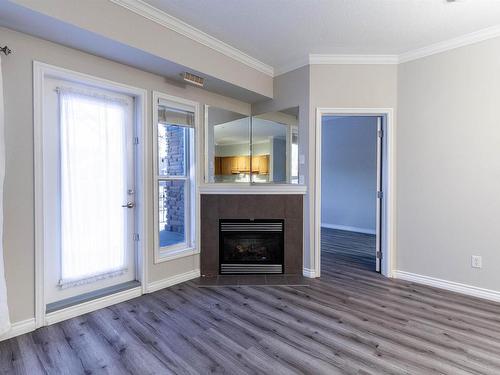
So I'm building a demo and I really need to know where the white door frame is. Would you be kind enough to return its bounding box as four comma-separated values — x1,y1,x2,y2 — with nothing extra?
314,108,395,278
33,62,148,327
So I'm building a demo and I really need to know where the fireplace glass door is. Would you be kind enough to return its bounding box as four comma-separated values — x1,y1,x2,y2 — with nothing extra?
219,219,284,274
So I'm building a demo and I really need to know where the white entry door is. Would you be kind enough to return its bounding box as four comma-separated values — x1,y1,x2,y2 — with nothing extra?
43,78,136,307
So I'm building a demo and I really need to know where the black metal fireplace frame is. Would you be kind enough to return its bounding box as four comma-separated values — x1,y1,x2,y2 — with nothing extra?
219,219,285,275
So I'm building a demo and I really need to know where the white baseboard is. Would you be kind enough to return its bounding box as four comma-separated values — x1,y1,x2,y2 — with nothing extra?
321,223,376,235
0,318,37,342
394,270,500,303
303,267,317,278
146,269,200,293
45,286,142,326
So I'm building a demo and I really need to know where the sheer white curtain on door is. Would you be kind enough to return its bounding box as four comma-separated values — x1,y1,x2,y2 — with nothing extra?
59,88,128,288
0,56,11,335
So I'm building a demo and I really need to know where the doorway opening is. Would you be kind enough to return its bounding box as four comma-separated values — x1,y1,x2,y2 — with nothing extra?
314,109,393,278
321,115,381,273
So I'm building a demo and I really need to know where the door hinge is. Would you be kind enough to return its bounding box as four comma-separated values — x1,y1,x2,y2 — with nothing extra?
377,191,384,199
376,251,382,259
133,137,139,145
133,233,140,242
377,129,383,138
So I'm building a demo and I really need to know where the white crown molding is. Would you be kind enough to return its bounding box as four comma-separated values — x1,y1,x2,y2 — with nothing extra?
108,0,274,77
103,3,500,77
399,24,500,63
274,56,310,77
275,54,398,76
275,24,500,75
309,54,399,65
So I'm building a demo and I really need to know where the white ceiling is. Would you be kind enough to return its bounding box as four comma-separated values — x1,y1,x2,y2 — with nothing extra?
143,0,500,71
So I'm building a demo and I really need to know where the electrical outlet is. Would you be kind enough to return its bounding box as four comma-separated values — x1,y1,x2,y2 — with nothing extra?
471,255,482,269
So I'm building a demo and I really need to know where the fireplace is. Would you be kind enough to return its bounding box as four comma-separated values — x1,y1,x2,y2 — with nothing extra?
219,219,284,274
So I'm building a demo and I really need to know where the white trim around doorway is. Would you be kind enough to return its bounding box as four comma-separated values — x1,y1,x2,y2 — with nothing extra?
33,61,148,328
313,108,396,278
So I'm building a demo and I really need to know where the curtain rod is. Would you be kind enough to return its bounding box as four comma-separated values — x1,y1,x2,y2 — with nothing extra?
1,46,12,55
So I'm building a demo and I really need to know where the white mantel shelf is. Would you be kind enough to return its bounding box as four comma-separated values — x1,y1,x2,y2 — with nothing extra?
198,184,307,195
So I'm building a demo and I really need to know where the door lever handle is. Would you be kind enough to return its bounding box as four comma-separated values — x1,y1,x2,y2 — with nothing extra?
121,202,135,208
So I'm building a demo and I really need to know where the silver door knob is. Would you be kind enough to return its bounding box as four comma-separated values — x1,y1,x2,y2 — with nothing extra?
122,202,135,208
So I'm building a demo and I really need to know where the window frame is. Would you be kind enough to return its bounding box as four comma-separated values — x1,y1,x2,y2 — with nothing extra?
153,92,199,263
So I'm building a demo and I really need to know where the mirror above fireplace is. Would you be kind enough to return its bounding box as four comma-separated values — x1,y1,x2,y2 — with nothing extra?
204,105,300,186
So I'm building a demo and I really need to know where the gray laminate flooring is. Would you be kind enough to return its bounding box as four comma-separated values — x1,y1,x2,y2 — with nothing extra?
321,227,376,271
2,233,500,374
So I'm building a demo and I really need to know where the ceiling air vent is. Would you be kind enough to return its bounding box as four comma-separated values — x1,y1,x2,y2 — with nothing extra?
182,72,205,87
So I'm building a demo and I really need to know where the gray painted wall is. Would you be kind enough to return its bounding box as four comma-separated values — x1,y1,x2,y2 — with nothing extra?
252,66,310,266
397,36,500,291
321,116,377,233
253,64,397,272
309,64,398,272
0,27,251,323
271,137,287,183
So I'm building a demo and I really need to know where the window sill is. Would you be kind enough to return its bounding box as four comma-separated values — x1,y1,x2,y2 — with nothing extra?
155,246,199,264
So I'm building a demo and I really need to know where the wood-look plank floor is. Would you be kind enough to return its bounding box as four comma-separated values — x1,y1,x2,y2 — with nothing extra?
2,232,500,374
321,227,376,271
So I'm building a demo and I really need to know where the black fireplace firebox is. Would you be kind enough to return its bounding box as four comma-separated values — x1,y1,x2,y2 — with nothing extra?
219,219,284,274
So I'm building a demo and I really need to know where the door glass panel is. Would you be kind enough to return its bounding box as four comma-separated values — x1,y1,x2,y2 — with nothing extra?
59,90,128,285
158,180,186,247
222,233,283,263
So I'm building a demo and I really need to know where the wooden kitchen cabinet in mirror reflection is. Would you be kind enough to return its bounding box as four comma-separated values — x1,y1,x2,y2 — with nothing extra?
214,155,269,176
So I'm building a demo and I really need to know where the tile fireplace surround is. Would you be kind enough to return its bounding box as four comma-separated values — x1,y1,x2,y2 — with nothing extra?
200,194,303,277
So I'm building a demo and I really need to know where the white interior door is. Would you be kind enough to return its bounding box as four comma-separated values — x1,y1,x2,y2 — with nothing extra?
43,78,136,306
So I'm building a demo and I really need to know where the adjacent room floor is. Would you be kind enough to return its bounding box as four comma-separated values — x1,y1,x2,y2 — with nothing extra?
2,247,500,374
321,227,376,272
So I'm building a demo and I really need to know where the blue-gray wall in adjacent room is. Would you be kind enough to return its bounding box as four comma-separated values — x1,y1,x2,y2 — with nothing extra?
321,116,378,233
272,137,287,183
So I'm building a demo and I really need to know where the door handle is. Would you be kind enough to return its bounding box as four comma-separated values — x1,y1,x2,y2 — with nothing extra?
121,202,135,208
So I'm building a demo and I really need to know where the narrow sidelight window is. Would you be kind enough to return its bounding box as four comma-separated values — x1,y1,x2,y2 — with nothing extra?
155,99,196,260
